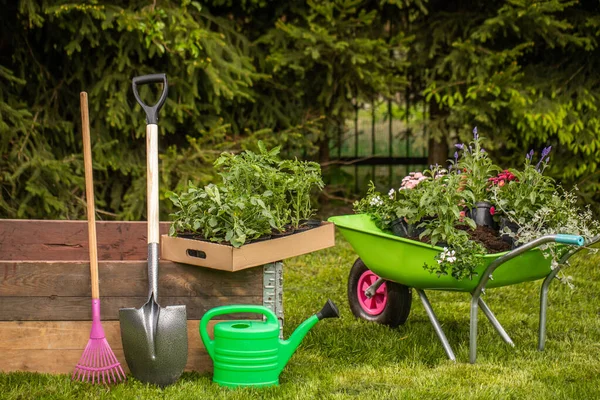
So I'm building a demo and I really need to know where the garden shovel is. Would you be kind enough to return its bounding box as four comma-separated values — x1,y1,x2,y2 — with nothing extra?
119,73,188,387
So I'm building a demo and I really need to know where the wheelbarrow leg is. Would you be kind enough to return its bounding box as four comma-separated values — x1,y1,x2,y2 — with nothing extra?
469,295,479,364
416,289,456,362
538,272,556,351
538,237,596,351
478,298,514,346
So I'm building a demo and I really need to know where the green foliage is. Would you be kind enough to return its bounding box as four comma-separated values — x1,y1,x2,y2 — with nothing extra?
1,0,411,220
168,143,324,247
491,149,556,223
168,183,276,248
4,0,600,220
455,128,499,202
412,0,600,211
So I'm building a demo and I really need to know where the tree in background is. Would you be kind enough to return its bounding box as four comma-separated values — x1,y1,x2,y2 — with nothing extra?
3,0,600,220
1,0,406,220
409,0,600,206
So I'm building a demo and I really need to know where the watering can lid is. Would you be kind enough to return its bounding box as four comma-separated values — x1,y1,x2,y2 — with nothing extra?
214,319,280,340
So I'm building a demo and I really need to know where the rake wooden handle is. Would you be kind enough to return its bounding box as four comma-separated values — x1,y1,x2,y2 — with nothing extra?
81,92,100,299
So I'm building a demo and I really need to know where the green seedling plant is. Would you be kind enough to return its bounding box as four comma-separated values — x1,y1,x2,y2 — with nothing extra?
281,159,324,228
168,141,324,247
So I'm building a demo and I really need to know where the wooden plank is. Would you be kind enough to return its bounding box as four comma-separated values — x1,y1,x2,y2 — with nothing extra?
0,296,263,321
0,261,263,297
0,320,231,373
0,320,219,350
1,349,212,374
0,220,170,261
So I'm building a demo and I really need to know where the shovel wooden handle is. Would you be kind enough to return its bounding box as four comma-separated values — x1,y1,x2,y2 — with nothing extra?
81,92,100,299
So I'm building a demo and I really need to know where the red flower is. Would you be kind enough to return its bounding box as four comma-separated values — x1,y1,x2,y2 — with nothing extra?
490,206,496,216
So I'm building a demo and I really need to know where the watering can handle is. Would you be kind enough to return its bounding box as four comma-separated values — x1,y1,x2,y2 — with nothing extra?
132,73,168,125
199,305,278,360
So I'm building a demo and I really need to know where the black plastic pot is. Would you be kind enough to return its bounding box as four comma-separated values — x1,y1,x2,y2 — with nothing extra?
499,217,520,249
391,218,427,239
467,201,497,229
299,219,322,228
390,218,410,237
409,222,427,238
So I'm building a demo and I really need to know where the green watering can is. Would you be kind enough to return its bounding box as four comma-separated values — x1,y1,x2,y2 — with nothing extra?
199,300,339,388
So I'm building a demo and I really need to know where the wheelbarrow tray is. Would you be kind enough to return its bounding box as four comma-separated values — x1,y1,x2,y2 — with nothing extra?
329,214,553,292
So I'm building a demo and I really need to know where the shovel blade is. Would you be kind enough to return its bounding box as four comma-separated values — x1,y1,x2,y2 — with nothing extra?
119,303,188,387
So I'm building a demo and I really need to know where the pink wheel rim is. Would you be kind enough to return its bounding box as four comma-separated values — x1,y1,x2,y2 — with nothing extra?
357,270,388,315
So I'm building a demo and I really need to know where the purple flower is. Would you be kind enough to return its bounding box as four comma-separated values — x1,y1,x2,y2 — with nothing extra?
480,148,486,153
526,149,534,161
536,146,552,170
454,151,458,162
546,157,550,163
541,146,552,158
473,126,478,140
455,143,464,150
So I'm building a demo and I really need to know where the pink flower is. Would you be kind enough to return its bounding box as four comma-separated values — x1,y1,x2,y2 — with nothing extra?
490,206,496,216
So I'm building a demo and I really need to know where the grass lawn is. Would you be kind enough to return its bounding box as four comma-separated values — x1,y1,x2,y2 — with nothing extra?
2,234,599,399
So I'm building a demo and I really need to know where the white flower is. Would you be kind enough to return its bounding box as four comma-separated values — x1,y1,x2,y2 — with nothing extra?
388,188,395,199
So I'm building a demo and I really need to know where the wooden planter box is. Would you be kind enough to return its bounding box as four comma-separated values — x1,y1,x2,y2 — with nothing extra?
0,220,278,374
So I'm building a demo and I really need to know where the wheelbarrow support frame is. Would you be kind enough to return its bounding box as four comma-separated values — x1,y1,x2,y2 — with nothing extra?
363,233,588,363
468,234,585,363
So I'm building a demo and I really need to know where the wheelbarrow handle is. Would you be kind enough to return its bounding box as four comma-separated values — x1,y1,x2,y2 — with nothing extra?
554,234,585,246
199,305,278,360
473,233,585,300
132,73,168,125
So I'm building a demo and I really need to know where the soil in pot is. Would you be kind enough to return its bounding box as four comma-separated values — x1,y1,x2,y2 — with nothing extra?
408,225,511,253
295,219,322,233
271,224,296,238
456,225,511,252
245,234,272,244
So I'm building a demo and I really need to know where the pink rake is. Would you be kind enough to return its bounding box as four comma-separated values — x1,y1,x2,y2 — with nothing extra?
72,300,126,383
72,92,125,384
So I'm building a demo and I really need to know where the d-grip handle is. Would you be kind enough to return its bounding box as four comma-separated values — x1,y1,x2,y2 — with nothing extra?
199,305,278,360
132,73,168,125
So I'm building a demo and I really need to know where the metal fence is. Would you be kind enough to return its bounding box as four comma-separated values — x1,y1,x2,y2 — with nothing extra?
329,93,429,194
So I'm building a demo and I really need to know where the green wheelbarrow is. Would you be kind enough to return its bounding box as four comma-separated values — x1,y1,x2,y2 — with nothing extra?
328,214,595,363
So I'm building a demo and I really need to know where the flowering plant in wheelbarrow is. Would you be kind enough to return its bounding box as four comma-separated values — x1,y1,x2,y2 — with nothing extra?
354,127,600,281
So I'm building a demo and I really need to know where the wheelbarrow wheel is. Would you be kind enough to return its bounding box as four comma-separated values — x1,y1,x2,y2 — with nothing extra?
347,258,411,327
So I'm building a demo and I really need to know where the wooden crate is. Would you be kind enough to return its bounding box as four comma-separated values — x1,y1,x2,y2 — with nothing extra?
0,220,270,374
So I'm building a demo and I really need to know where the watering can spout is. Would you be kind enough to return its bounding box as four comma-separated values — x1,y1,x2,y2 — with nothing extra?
278,299,339,373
